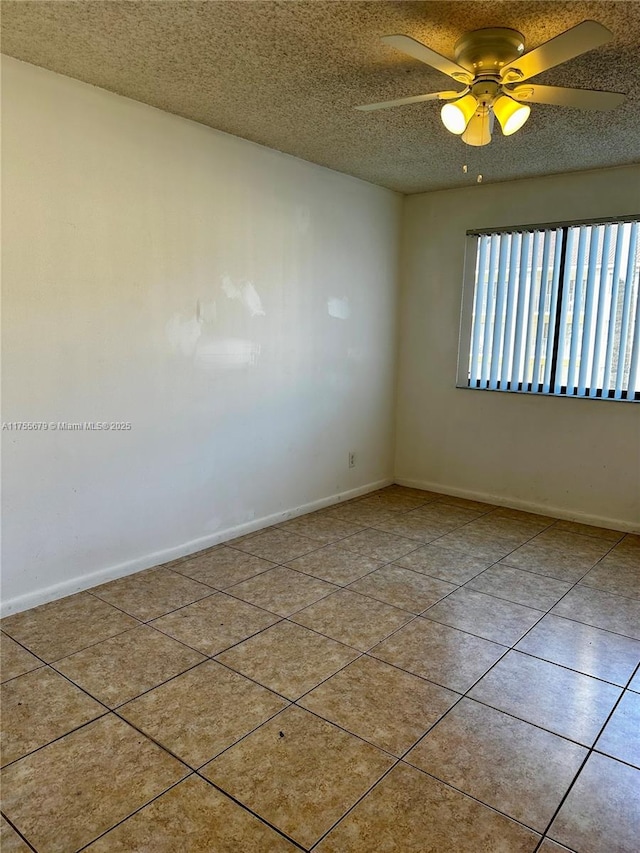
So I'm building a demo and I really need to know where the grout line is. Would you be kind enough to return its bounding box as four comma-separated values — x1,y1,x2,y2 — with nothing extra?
531,660,640,853
148,612,288,659
575,579,640,604
0,809,39,852
533,610,640,643
0,706,112,771
212,657,294,704
191,771,309,852
73,773,194,853
189,704,294,770
497,646,633,690
170,559,281,592
2,618,147,668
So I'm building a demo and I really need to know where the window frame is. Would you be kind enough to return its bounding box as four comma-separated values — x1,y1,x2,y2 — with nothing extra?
456,215,640,402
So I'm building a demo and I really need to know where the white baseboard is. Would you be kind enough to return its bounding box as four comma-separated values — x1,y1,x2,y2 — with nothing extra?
394,477,639,534
0,477,392,617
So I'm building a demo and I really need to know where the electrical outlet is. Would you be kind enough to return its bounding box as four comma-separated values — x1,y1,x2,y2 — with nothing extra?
348,452,356,468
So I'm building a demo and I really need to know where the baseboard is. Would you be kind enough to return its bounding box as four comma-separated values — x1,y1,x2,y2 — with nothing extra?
0,477,393,617
394,477,639,534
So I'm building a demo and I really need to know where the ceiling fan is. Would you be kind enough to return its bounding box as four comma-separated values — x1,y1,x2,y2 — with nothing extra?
356,21,626,145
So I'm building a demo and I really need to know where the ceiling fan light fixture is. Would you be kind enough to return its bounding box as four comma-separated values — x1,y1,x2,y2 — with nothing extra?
461,109,492,146
493,94,531,135
440,94,477,134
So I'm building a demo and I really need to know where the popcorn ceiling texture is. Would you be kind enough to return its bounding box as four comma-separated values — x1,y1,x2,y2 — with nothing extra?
1,0,639,193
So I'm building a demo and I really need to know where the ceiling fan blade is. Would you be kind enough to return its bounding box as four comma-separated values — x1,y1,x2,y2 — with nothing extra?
381,35,473,83
508,84,626,110
355,90,463,112
501,21,614,82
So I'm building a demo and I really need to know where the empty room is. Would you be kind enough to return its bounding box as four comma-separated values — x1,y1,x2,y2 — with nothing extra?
1,1,639,851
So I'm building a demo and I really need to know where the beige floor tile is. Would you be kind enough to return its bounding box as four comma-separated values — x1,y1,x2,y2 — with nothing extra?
172,546,275,589
538,840,575,852
432,529,518,562
516,614,640,686
466,564,572,610
456,519,535,547
490,507,555,526
300,656,458,755
371,618,506,693
201,705,393,849
85,775,298,852
469,650,621,745
550,586,640,640
232,529,318,562
551,520,624,542
394,545,492,584
119,660,288,767
549,753,640,853
227,566,337,616
151,593,279,655
595,691,640,768
348,566,457,614
1,667,104,767
291,589,413,651
372,513,445,542
579,557,640,600
91,568,213,621
423,588,543,645
529,528,613,560
277,514,364,543
435,496,496,513
339,529,420,561
406,698,586,831
0,592,139,662
0,715,188,853
472,512,554,538
356,492,432,513
322,503,397,527
405,503,483,531
53,625,205,707
374,485,439,500
0,817,31,853
3,506,630,851
1,633,42,683
500,543,598,582
606,539,640,568
286,544,383,585
216,620,358,699
315,762,539,853
225,530,262,546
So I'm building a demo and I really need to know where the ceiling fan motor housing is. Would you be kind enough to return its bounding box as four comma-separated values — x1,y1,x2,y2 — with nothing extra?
454,28,526,77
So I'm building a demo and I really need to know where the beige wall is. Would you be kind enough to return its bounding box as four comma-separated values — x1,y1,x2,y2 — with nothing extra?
396,165,640,530
1,57,401,613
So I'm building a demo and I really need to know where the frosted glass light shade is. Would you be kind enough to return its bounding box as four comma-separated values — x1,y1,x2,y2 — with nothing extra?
440,94,477,134
461,110,492,146
494,95,530,135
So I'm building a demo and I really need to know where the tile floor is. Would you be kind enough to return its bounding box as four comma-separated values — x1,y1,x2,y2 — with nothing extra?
1,485,639,852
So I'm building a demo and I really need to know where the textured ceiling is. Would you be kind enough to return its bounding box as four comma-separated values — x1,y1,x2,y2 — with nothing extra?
2,1,639,193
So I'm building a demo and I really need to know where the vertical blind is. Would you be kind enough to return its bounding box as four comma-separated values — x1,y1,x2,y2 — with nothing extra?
466,219,640,400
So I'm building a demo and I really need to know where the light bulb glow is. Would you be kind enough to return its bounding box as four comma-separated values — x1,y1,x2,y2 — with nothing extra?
440,94,477,135
493,95,530,135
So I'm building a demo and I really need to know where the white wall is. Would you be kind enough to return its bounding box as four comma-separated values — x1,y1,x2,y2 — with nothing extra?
1,57,401,614
396,165,640,531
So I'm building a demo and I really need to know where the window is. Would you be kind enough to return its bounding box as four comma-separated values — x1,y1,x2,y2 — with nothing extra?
458,218,640,400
